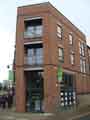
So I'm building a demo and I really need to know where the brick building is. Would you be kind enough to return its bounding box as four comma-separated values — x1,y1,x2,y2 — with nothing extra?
87,45,90,74
15,2,90,113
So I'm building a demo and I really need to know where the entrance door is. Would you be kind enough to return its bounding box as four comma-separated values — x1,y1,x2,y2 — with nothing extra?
25,71,44,112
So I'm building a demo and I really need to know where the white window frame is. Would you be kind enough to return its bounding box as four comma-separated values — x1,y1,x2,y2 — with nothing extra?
57,25,62,38
83,60,86,73
58,48,64,62
70,54,75,65
80,59,83,72
79,42,85,56
69,34,73,45
80,58,86,73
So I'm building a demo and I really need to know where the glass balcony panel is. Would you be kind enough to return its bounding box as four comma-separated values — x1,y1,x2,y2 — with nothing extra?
24,56,43,65
24,47,43,65
27,49,33,56
27,57,35,65
36,48,43,55
24,26,42,38
35,56,43,64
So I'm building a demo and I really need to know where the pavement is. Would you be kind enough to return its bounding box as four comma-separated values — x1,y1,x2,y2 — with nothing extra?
0,106,90,120
0,109,52,120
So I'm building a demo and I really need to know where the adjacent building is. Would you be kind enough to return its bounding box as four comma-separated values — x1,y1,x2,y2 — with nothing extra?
15,2,90,113
87,45,90,74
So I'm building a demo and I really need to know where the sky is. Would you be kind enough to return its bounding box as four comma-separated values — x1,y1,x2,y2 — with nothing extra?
0,0,90,82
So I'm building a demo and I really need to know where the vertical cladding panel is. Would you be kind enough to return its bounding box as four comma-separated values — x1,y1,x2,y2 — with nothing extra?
86,75,89,93
43,66,52,112
16,15,25,112
83,75,86,93
76,73,82,94
84,75,88,93
43,13,58,112
43,13,51,112
43,14,51,65
16,16,24,66
87,75,90,93
75,36,80,72
16,67,26,112
63,26,70,67
44,66,58,112
80,74,84,94
48,14,58,66
89,75,90,92
78,74,88,94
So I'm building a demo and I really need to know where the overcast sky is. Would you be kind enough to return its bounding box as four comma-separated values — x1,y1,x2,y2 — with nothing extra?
0,0,90,82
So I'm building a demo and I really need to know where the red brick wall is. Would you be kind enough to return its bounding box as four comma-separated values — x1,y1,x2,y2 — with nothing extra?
15,2,90,112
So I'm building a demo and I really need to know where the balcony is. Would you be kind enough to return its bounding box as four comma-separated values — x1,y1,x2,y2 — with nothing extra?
24,44,43,66
24,26,43,38
24,56,43,65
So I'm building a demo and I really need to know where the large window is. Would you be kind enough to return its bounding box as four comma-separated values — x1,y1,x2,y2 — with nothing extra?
24,44,43,65
27,48,43,65
57,25,62,38
25,26,42,38
58,48,64,62
24,18,42,38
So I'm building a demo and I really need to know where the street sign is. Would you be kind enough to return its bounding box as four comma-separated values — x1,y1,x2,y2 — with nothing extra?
57,66,63,82
8,70,14,81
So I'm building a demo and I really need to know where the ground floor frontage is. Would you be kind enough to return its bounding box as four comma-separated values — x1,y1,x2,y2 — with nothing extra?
15,66,90,113
1,104,90,120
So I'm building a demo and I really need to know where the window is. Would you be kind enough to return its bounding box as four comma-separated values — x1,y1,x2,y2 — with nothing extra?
79,42,82,55
70,54,75,65
80,58,86,73
36,48,43,64
80,59,83,72
58,48,64,62
79,41,86,73
26,47,43,65
27,49,35,64
83,60,86,73
57,25,62,38
24,18,42,38
82,43,85,56
25,26,42,38
88,49,90,56
79,42,85,56
69,34,73,45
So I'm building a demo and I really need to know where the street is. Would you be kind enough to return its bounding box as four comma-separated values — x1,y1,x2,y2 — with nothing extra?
0,108,90,120
71,114,90,120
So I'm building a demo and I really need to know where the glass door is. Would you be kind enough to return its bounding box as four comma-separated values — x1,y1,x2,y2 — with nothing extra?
25,71,44,112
